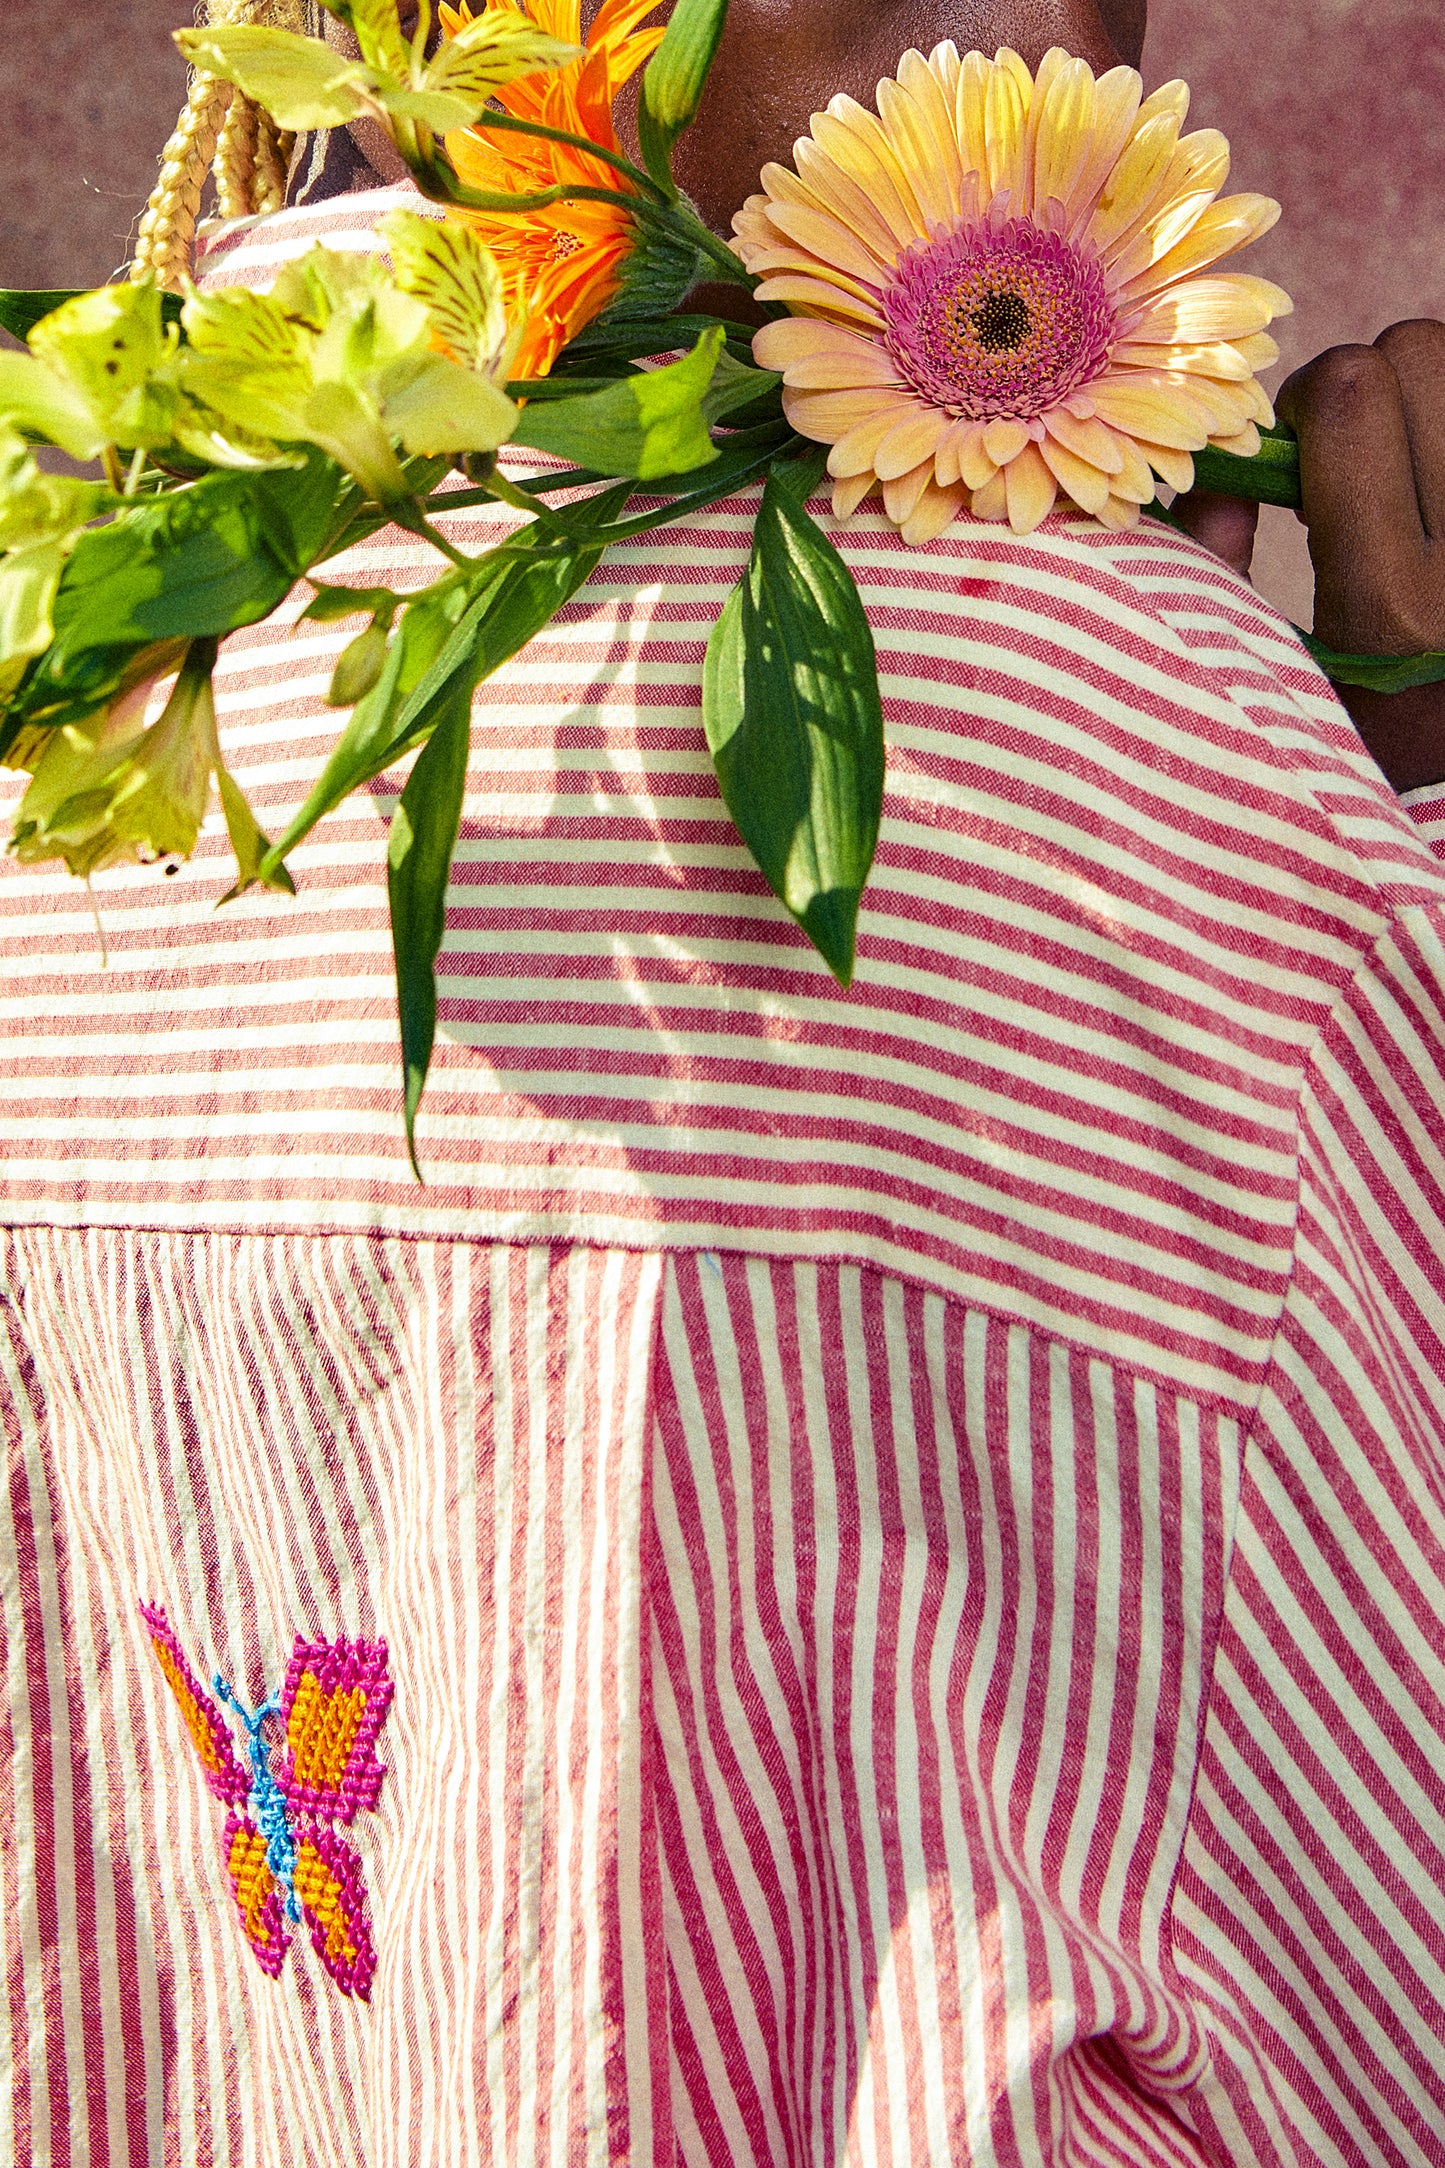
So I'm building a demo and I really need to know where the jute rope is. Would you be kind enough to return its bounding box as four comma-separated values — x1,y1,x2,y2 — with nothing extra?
129,0,307,289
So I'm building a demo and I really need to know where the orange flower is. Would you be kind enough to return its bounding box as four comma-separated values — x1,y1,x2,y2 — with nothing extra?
440,0,665,377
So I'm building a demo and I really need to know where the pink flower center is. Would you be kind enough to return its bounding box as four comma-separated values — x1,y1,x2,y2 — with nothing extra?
882,216,1116,421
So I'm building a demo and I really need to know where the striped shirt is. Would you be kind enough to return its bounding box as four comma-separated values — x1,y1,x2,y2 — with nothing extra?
2,190,1444,2167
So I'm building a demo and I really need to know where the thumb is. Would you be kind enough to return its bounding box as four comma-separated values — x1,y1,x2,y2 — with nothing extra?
1167,490,1260,579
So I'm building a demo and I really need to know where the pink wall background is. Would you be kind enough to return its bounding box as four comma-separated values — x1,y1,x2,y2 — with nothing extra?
4,0,1443,625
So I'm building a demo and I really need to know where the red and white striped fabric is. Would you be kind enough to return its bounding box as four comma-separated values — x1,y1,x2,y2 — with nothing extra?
3,191,1445,2167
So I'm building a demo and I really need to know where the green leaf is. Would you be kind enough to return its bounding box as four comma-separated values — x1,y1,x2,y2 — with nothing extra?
175,25,375,131
1,288,184,345
1188,423,1301,510
6,456,342,739
637,0,730,197
701,347,783,427
701,447,883,983
510,329,721,480
387,675,472,1176
256,482,631,881
1297,634,1445,694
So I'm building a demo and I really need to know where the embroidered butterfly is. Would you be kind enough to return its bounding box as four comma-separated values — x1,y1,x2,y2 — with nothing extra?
140,1602,393,2000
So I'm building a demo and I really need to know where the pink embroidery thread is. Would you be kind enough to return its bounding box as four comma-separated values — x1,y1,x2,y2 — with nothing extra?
141,1603,393,2000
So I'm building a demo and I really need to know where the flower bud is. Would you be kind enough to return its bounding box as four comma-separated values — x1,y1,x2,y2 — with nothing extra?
326,620,391,706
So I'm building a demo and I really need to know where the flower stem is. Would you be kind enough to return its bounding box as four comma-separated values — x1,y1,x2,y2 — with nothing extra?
388,499,474,568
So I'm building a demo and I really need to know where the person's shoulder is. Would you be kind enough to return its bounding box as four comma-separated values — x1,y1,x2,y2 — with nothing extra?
192,182,429,292
828,503,1445,935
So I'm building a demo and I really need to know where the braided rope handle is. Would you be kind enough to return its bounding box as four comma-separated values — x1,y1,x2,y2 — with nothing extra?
129,0,306,290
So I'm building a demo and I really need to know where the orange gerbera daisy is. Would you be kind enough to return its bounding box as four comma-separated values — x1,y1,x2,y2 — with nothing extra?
734,46,1292,542
440,0,665,377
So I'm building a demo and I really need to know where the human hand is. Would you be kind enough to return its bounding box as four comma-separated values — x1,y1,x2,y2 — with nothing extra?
1277,321,1445,792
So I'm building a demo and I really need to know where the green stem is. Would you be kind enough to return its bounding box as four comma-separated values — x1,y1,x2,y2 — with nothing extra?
101,446,125,492
476,468,577,533
388,498,474,568
122,447,147,498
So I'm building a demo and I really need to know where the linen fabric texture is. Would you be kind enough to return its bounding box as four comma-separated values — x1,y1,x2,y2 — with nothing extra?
2,193,1445,2167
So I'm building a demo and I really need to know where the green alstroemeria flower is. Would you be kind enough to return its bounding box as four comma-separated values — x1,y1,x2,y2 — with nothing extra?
8,638,285,890
178,234,520,509
0,282,300,474
176,0,579,141
0,426,114,702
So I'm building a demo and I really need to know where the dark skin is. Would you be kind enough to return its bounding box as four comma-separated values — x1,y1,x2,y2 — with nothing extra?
331,0,1443,787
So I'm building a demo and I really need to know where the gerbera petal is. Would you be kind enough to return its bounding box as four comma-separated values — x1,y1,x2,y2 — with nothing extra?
753,316,872,368
829,404,918,477
882,460,934,524
1135,80,1191,130
927,39,963,106
1003,443,1059,533
1086,112,1185,254
882,54,967,225
1109,436,1158,503
785,386,911,440
1111,339,1254,381
1087,377,1212,448
794,136,920,258
983,418,1032,465
1063,66,1144,229
1037,434,1113,514
1236,332,1281,372
1094,493,1144,529
1028,53,1097,223
874,407,951,479
1118,193,1280,299
763,200,893,286
933,418,985,487
1137,441,1196,493
901,476,968,544
1129,274,1292,344
956,49,992,182
833,470,877,517
982,51,1030,200
813,96,930,233
751,274,885,328
970,471,1009,521
760,156,903,267
1042,407,1127,474
1208,423,1262,457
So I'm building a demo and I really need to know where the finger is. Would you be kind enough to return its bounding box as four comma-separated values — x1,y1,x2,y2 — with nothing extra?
1374,319,1445,540
1168,491,1260,579
1276,344,1432,654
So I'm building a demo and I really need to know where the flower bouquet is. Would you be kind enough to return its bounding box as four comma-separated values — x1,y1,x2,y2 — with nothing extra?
1,0,1438,1165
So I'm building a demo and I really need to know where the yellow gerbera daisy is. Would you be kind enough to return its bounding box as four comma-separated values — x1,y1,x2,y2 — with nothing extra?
735,46,1292,543
441,0,665,378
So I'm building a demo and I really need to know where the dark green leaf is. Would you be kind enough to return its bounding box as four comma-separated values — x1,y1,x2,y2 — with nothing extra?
637,0,729,196
701,446,882,983
0,287,184,345
701,348,783,428
1297,634,1445,693
510,331,722,480
5,458,344,739
387,673,472,1177
560,312,761,365
257,483,632,881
